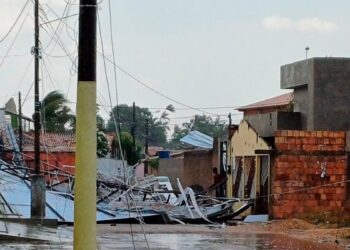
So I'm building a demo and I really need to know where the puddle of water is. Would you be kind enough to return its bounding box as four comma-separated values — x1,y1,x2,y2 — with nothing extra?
0,233,343,250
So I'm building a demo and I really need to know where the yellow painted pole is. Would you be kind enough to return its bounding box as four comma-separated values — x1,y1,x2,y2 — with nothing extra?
74,0,97,249
74,82,97,249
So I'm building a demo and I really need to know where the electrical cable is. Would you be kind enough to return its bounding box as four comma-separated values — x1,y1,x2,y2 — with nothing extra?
37,4,223,118
97,11,137,250
38,6,76,66
43,2,78,47
108,0,121,134
39,0,72,51
41,58,58,90
0,13,30,68
13,58,34,98
0,0,31,44
99,52,220,116
22,81,35,107
107,0,151,247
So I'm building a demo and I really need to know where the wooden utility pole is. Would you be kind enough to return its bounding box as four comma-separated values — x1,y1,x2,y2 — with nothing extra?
132,102,136,164
74,0,97,249
18,92,23,153
226,113,232,198
30,0,46,219
144,118,149,175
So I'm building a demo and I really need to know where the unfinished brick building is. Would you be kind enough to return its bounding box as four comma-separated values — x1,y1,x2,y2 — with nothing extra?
272,130,349,219
230,57,350,219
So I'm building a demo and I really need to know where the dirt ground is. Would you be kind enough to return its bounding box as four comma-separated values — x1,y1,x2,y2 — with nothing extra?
230,219,350,248
96,219,350,248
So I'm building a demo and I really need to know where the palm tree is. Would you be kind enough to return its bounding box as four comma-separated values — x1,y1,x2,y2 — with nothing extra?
40,91,75,133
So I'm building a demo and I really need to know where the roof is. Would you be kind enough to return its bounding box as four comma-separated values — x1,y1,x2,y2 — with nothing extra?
180,130,213,149
0,127,76,152
237,92,293,111
22,132,76,152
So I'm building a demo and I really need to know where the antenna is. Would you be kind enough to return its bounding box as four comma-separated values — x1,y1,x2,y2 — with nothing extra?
305,47,310,59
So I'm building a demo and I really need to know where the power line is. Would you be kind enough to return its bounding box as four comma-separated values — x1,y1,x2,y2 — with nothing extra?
0,0,31,43
99,54,220,116
38,6,76,66
12,57,34,95
0,52,30,58
108,0,121,134
39,0,73,51
148,106,241,110
0,12,30,68
97,13,135,248
39,13,78,26
38,3,221,118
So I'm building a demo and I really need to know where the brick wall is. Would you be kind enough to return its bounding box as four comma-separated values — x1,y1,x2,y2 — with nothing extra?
272,130,349,219
23,151,75,175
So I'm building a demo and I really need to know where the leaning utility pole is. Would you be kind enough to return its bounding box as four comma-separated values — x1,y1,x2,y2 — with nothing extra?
74,0,97,249
226,113,232,198
30,0,46,219
18,92,23,153
132,102,136,164
144,118,149,175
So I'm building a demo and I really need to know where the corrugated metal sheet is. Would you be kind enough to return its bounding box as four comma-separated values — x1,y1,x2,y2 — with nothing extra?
0,170,119,223
180,131,213,149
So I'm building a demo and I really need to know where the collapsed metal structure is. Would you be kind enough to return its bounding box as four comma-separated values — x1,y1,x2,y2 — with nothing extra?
0,124,252,225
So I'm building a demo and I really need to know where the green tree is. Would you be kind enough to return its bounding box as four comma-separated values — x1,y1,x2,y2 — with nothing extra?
97,113,106,132
97,130,108,157
169,114,226,149
40,91,74,132
112,131,142,165
107,104,174,146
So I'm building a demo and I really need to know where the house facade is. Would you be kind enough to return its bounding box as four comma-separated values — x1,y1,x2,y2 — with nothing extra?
230,57,350,219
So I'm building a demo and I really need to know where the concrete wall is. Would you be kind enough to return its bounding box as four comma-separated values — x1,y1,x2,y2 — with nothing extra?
0,110,5,129
244,112,277,137
243,112,300,137
183,150,213,190
272,130,349,219
292,87,309,130
158,150,214,190
280,59,314,89
158,157,184,189
313,59,350,130
281,57,350,131
277,112,301,131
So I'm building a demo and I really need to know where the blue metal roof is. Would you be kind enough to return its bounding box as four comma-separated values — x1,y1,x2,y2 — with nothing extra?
180,131,213,149
0,169,158,223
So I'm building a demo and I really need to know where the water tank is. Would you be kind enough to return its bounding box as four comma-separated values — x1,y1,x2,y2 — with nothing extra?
158,150,170,159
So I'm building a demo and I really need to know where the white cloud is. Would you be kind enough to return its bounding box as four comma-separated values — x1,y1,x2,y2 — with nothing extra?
262,16,337,33
296,18,337,32
262,16,292,31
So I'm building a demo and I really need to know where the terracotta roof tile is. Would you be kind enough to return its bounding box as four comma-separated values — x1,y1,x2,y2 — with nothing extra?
237,92,293,111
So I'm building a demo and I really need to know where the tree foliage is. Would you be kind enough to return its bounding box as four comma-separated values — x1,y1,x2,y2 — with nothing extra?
40,91,74,132
111,131,142,165
107,104,174,146
97,130,108,157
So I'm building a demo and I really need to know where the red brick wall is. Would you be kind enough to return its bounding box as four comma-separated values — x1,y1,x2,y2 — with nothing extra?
23,151,75,175
272,130,348,219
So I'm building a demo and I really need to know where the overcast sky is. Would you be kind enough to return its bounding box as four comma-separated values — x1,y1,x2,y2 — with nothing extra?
0,0,349,130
